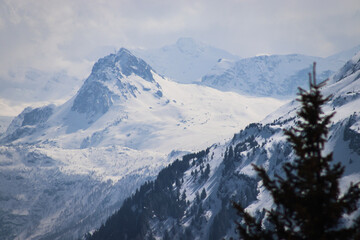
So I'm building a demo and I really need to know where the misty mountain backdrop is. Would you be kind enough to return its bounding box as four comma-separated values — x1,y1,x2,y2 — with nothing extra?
0,39,359,240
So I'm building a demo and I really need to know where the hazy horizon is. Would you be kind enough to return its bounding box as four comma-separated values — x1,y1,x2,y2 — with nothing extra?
1,0,360,79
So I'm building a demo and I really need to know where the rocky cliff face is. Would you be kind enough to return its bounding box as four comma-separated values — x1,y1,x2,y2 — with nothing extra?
71,48,160,119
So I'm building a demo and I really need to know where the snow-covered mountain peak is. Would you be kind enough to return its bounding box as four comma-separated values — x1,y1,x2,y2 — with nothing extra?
200,50,360,98
134,38,239,83
86,50,360,240
175,37,206,55
90,47,155,83
0,48,285,151
71,48,161,119
175,37,198,45
5,43,360,239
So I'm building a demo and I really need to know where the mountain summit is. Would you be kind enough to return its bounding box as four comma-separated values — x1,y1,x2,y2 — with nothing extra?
90,48,155,82
87,51,360,240
134,38,239,83
0,48,285,239
175,37,207,55
71,48,161,119
200,46,360,98
1,48,282,150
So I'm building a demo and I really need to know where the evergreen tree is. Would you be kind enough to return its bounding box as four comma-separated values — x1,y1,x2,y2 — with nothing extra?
224,146,235,175
201,188,207,200
204,163,211,178
195,191,201,204
163,230,171,240
233,63,360,240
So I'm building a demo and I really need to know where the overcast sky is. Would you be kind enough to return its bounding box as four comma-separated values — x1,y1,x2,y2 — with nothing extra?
1,0,359,79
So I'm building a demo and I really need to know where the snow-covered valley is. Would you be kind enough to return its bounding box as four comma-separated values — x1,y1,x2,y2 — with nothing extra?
0,47,285,239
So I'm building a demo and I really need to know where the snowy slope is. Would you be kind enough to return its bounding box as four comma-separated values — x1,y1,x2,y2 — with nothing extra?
133,37,239,84
200,46,360,98
0,49,285,240
1,48,284,153
87,52,360,240
0,144,170,240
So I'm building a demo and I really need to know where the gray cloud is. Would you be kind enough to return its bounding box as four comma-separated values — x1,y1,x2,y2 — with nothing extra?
0,0,359,80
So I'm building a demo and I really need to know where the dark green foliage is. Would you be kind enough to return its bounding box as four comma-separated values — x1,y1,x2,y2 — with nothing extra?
163,230,171,240
148,231,156,240
232,123,263,143
201,188,207,200
209,199,237,240
223,146,236,175
185,227,193,238
195,191,201,204
196,162,211,182
233,63,360,240
344,113,360,155
87,150,208,240
204,163,211,177
193,202,205,230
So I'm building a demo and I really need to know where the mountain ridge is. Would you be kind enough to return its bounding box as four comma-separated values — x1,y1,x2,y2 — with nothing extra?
1,41,359,239
200,50,359,98
0,47,285,239
86,51,360,240
133,37,240,84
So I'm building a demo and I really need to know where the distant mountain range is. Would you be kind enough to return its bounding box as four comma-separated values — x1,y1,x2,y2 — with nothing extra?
87,50,360,240
135,38,360,98
200,45,360,97
0,47,284,240
1,48,283,152
134,37,239,84
0,38,359,240
1,38,358,119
